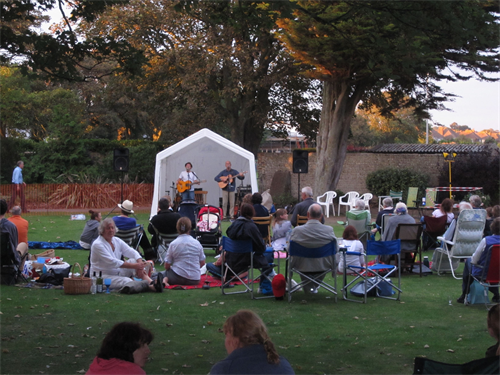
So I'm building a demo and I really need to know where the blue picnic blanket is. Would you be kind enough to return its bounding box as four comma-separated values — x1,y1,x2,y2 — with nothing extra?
28,241,84,250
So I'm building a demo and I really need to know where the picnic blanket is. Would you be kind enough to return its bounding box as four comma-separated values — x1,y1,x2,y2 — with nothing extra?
164,274,254,290
29,241,83,250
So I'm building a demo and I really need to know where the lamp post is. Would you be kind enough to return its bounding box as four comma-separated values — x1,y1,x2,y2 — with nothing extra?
442,152,457,199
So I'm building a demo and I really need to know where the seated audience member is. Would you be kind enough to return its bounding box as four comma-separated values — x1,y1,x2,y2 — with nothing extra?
432,198,455,224
290,203,336,294
113,200,154,260
349,199,372,228
7,206,29,245
456,218,500,304
371,197,394,237
0,199,28,273
290,186,324,227
484,205,500,237
160,217,205,287
470,194,483,209
337,225,365,274
90,218,162,294
86,322,153,375
242,194,253,205
381,202,416,264
486,304,500,357
252,192,270,239
79,210,101,250
206,204,267,279
271,209,292,251
210,310,294,375
148,196,181,248
438,201,473,248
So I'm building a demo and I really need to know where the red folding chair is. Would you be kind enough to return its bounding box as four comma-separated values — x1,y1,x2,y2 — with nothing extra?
422,215,447,250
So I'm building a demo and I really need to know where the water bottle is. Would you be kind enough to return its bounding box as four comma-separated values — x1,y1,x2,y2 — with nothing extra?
91,272,97,295
421,197,426,207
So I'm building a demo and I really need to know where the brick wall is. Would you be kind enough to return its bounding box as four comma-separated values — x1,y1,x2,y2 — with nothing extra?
256,151,445,199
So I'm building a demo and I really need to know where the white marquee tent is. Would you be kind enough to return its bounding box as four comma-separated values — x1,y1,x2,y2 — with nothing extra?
150,128,258,218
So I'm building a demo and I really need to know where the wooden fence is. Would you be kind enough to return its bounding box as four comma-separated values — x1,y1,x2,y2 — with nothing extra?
1,183,154,215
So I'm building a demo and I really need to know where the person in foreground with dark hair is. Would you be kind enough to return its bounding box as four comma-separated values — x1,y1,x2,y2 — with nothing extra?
86,322,153,375
486,304,500,357
457,217,500,304
206,203,268,279
210,310,294,374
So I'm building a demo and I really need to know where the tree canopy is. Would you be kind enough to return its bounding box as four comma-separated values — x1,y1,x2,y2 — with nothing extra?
278,1,500,193
1,0,146,81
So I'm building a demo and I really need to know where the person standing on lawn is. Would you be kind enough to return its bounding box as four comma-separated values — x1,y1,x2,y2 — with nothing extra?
9,161,27,212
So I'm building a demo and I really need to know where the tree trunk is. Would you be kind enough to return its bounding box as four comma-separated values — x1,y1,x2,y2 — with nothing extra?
315,80,364,195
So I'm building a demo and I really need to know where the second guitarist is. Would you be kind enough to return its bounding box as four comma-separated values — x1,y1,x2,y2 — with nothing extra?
177,162,199,202
214,161,246,220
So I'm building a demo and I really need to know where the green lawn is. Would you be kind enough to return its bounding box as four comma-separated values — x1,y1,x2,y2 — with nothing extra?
0,214,495,374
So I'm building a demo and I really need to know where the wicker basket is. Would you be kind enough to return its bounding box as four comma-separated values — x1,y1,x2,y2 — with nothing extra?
63,263,92,295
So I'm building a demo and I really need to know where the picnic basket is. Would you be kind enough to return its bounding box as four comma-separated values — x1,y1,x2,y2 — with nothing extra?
63,263,91,295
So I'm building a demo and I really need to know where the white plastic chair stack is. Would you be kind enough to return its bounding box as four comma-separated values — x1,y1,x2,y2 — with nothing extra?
317,191,337,217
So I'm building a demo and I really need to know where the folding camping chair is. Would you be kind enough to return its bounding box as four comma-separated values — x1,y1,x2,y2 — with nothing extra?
220,236,275,299
344,211,371,249
0,232,28,285
406,187,419,209
342,239,402,303
422,215,447,250
287,240,337,302
465,244,500,309
433,209,486,279
148,222,178,264
395,223,423,276
115,225,143,252
413,355,499,374
380,213,395,237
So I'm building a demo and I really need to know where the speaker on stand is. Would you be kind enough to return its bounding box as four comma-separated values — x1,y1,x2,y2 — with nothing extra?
293,150,309,201
113,148,129,203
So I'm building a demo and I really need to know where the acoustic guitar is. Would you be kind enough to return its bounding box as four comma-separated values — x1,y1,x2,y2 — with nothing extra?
218,171,247,189
177,179,206,193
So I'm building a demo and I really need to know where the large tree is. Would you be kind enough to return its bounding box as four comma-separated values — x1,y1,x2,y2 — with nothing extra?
78,0,319,153
1,0,146,81
278,1,499,193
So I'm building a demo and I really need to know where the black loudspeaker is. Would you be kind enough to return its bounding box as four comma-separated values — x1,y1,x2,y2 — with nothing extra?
293,150,308,173
113,148,129,172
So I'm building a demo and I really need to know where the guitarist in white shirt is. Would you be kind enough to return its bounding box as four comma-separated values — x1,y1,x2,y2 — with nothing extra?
214,161,246,220
177,162,199,202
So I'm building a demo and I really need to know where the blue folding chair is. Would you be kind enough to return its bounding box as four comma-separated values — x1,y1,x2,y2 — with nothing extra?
342,239,402,303
287,240,337,302
220,236,275,299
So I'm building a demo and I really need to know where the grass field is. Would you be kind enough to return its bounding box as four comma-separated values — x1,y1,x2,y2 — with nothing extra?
0,214,495,374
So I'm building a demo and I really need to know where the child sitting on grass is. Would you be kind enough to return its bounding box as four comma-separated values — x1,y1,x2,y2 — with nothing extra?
486,304,500,357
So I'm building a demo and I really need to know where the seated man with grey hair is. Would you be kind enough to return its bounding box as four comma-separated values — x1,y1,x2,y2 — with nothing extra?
290,204,336,293
469,195,483,209
290,186,324,226
90,218,162,294
381,202,416,264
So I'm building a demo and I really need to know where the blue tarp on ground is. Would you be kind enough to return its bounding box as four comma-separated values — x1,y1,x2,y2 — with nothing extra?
28,241,84,250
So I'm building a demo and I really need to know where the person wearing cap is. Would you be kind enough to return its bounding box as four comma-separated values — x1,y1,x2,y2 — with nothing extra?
113,200,154,260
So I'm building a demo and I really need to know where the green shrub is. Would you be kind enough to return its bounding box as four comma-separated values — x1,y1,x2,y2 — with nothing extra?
366,168,429,202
